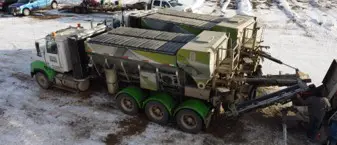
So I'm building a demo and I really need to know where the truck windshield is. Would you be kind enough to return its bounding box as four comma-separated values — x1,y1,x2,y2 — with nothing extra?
18,0,30,3
169,0,182,7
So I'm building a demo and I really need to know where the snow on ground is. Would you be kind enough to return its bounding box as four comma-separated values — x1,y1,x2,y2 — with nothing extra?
257,0,337,85
1,0,336,144
237,0,254,16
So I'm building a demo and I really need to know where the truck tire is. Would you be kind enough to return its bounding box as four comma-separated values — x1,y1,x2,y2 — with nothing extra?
35,72,51,89
23,8,30,16
116,93,139,115
176,109,203,134
51,1,58,9
145,101,169,125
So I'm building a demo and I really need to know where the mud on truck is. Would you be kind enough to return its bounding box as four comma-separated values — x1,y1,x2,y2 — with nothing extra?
31,23,311,133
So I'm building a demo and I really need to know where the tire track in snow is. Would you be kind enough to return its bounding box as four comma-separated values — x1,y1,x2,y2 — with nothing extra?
275,0,337,40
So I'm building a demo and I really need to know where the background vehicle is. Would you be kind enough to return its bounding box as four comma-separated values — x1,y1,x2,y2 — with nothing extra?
60,0,186,14
30,23,310,133
9,0,57,16
0,0,17,12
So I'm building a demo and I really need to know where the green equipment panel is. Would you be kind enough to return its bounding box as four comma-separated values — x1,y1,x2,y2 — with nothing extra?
140,71,158,91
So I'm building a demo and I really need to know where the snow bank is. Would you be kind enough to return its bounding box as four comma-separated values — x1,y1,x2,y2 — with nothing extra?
274,0,299,19
184,0,205,13
220,0,231,13
237,0,254,16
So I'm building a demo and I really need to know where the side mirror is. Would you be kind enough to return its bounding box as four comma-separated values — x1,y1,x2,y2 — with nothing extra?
114,1,119,6
35,42,41,57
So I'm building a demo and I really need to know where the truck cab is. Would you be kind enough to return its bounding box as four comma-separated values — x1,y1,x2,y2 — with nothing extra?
31,24,107,91
9,0,57,16
151,0,185,11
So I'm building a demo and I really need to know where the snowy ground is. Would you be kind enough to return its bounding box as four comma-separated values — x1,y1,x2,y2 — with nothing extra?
0,0,336,144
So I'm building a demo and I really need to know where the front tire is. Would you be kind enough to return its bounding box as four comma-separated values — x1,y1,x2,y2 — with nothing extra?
23,8,30,16
35,72,51,89
145,101,170,125
51,1,58,9
176,109,203,134
116,93,139,115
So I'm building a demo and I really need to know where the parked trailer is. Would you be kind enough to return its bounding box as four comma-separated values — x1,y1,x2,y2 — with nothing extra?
31,25,310,133
59,0,186,14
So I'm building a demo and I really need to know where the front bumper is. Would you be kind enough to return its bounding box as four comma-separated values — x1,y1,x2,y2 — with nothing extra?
9,7,21,15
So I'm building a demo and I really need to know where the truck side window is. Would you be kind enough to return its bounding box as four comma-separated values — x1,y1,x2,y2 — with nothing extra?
153,0,160,6
46,40,58,54
162,2,170,8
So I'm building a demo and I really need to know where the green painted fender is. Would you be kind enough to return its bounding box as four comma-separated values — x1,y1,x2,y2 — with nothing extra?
174,99,211,122
30,60,56,81
115,87,146,108
143,92,175,115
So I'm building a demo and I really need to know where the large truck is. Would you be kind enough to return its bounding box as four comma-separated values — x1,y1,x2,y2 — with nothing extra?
117,9,267,76
31,24,310,133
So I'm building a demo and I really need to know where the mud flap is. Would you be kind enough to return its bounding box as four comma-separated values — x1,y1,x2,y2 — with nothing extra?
204,109,214,129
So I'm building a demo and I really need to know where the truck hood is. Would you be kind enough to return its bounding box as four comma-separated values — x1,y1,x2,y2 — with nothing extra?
9,3,25,8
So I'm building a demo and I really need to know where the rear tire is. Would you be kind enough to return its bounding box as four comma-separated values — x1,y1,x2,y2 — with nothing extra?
145,101,169,125
116,93,139,115
35,72,51,89
176,109,203,134
23,8,30,16
51,1,58,9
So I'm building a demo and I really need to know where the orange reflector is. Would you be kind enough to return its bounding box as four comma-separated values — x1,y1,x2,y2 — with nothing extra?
85,48,92,53
52,32,56,37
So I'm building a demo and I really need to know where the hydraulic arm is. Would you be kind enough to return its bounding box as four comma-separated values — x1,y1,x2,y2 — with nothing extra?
226,80,308,116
